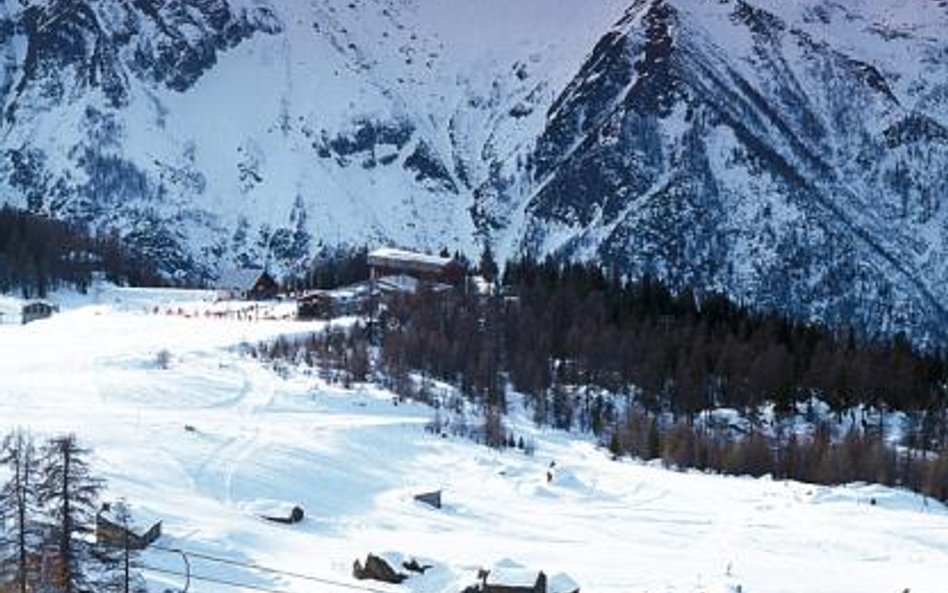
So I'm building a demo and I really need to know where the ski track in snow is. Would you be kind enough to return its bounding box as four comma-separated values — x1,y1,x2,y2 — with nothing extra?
0,285,947,593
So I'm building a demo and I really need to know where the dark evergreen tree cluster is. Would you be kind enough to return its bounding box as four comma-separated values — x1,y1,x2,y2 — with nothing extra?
499,258,948,421
0,205,163,297
283,245,370,292
0,431,144,593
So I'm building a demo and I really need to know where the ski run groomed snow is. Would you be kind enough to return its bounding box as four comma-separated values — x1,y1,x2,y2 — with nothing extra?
1,286,946,593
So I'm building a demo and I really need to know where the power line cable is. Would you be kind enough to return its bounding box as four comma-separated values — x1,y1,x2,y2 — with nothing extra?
147,543,397,593
141,563,297,593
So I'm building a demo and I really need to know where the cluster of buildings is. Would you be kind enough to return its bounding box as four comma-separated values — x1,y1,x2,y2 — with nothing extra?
295,247,466,320
214,246,465,321
0,247,468,327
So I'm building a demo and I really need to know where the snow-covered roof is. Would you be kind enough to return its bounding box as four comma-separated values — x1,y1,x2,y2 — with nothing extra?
97,501,160,532
549,572,580,593
327,282,372,300
368,247,455,268
217,268,269,291
23,299,57,309
486,559,542,588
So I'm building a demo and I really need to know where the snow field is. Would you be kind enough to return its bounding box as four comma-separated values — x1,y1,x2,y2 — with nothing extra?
0,286,946,593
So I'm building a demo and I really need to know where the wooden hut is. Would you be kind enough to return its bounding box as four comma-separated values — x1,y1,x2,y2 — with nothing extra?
296,284,370,319
95,506,162,551
21,300,58,325
413,490,442,509
216,269,279,300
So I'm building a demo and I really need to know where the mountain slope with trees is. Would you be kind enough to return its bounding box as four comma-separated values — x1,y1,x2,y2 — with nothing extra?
0,204,163,298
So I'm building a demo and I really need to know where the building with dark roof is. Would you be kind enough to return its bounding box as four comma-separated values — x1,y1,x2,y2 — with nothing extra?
216,269,279,300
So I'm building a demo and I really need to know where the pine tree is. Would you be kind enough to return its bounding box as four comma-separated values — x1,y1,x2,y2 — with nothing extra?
289,193,311,263
478,243,498,286
0,430,42,593
483,403,506,448
38,435,103,593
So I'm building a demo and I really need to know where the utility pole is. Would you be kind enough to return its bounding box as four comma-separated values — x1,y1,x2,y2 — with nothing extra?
122,517,130,593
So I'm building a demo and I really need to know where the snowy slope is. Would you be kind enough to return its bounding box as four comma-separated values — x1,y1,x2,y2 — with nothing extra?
1,287,947,593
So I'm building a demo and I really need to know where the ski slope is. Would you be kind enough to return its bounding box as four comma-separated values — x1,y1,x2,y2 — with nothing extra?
1,286,946,593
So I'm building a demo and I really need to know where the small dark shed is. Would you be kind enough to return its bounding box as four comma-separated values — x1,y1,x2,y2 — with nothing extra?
21,300,58,325
297,284,371,320
353,554,407,584
296,291,335,319
413,490,442,509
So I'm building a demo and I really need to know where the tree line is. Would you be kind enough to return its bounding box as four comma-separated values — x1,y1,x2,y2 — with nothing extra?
377,255,948,500
281,245,370,293
0,431,146,593
0,204,163,298
609,410,947,502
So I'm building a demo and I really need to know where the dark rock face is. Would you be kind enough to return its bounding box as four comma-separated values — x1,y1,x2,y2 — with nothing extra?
480,0,948,344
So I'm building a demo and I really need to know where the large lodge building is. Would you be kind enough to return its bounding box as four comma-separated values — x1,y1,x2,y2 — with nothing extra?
367,247,465,285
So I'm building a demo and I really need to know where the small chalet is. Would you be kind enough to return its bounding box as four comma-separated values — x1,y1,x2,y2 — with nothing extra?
368,248,465,285
95,504,162,551
216,269,279,301
296,284,371,320
21,300,58,325
482,560,547,593
297,291,335,319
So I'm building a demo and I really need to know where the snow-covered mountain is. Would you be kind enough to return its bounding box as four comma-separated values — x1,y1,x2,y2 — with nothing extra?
0,0,623,271
492,0,948,344
1,0,947,342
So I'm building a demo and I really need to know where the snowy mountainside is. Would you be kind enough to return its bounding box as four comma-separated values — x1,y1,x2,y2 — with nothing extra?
482,0,948,343
2,0,948,341
0,0,623,274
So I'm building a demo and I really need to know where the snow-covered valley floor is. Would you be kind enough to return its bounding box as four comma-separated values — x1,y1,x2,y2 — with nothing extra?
1,287,946,593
